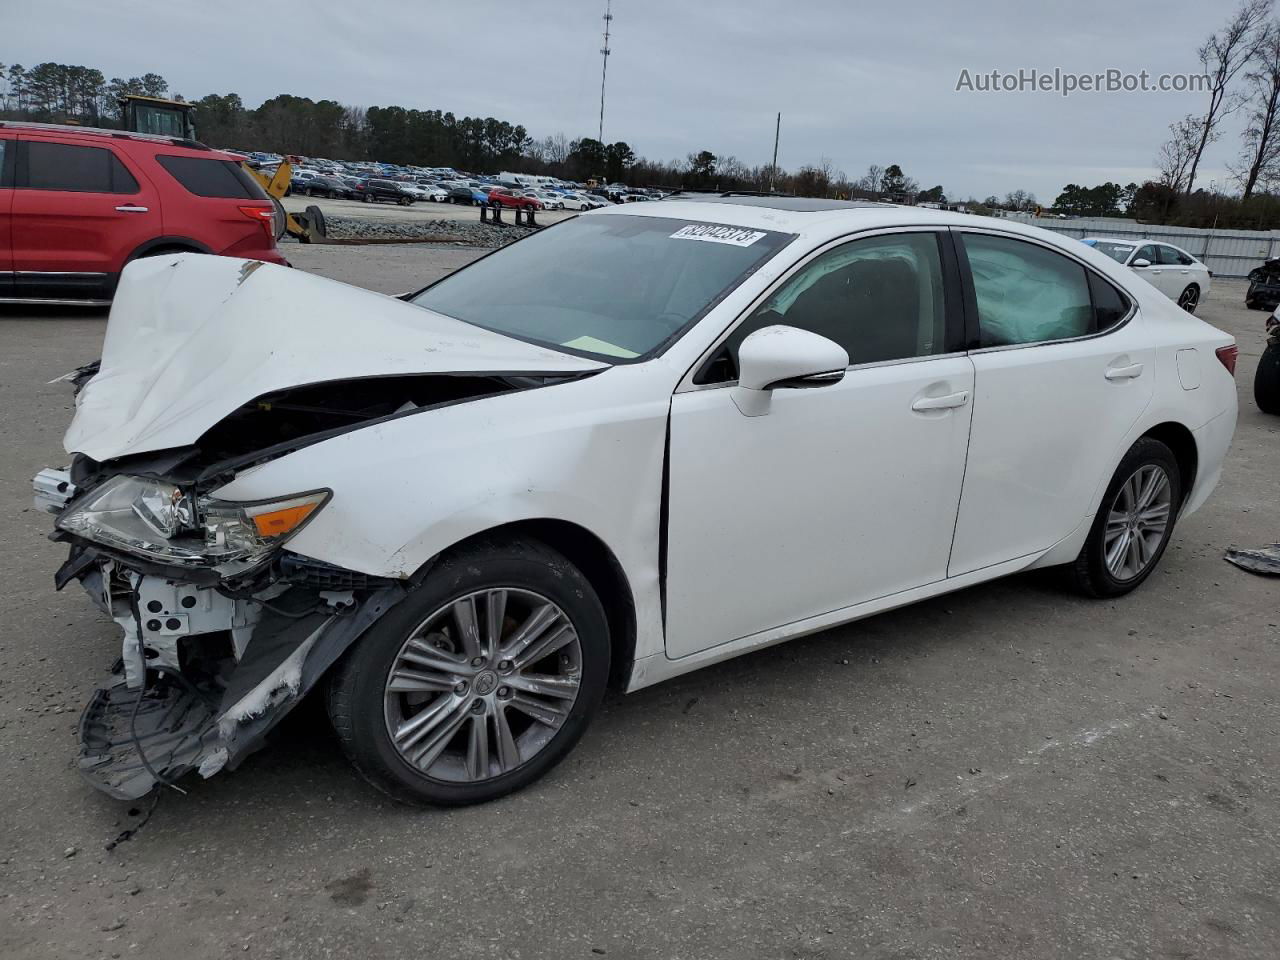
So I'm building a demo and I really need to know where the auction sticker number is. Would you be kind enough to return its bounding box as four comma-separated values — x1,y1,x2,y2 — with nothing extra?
670,224,767,247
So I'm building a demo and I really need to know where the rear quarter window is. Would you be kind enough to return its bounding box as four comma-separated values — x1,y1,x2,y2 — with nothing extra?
155,155,267,199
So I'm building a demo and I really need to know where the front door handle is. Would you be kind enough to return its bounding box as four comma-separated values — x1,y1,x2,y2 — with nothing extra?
912,390,970,411
1105,362,1144,381
115,205,149,213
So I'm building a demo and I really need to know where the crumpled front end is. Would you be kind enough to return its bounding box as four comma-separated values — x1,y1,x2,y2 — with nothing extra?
39,468,405,799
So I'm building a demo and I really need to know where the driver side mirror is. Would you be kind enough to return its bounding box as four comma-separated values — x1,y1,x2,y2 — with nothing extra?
732,325,849,417
1131,258,1151,268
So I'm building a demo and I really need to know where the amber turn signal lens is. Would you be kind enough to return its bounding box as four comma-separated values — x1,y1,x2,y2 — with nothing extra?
250,502,319,538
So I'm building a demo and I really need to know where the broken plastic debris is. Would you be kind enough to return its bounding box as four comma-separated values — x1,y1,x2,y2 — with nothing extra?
1223,543,1280,576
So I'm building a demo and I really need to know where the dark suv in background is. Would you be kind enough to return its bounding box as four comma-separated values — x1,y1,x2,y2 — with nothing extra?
0,121,287,305
354,178,415,205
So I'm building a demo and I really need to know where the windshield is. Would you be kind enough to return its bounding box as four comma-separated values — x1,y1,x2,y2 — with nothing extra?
1090,240,1135,264
411,215,794,360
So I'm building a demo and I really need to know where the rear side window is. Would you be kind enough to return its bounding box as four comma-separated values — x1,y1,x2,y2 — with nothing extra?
24,141,138,194
1088,272,1131,332
155,155,267,199
963,234,1132,346
963,234,1093,347
0,138,10,187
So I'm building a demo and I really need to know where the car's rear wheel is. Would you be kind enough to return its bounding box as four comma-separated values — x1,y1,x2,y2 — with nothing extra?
1068,437,1182,598
327,538,610,806
361,192,372,203
1177,284,1200,312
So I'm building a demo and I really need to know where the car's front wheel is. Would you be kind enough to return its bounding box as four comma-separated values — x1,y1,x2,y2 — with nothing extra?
327,538,610,805
1069,437,1182,598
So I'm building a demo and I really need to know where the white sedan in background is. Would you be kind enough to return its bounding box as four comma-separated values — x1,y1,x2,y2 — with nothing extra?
558,192,602,210
1083,236,1212,312
39,199,1238,806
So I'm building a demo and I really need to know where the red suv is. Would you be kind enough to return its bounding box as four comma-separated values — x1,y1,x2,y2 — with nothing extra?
486,187,542,210
0,121,288,305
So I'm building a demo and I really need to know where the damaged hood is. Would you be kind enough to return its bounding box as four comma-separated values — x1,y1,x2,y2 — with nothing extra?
66,254,606,462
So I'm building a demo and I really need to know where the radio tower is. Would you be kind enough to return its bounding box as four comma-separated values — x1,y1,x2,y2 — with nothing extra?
597,0,613,144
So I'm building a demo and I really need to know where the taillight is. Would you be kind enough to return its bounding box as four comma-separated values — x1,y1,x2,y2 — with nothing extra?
1215,344,1238,376
238,204,275,242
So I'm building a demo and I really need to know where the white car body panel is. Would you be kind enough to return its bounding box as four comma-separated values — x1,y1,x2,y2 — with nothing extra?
60,203,1238,696
665,355,974,658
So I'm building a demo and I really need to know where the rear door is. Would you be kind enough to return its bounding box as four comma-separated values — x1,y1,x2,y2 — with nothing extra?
0,132,14,297
948,230,1154,575
11,135,161,300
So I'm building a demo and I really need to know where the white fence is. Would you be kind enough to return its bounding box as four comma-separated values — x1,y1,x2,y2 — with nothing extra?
1025,217,1278,278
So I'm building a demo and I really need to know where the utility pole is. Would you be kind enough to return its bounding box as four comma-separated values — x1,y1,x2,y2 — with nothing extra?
769,112,781,192
598,0,613,144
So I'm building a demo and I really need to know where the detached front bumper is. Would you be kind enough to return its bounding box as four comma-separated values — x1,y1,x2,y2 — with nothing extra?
40,470,405,799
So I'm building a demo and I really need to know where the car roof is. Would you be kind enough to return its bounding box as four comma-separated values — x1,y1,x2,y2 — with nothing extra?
1083,236,1138,245
0,120,218,155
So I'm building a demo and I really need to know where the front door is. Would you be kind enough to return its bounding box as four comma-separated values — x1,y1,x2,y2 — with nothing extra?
664,229,973,658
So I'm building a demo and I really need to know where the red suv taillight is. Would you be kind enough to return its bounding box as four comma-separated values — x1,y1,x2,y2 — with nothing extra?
1215,344,1238,376
238,204,275,242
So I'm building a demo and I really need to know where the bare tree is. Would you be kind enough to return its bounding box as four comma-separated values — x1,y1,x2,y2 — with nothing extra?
1158,115,1204,191
1184,0,1273,196
856,164,885,195
1237,22,1280,198
546,132,571,165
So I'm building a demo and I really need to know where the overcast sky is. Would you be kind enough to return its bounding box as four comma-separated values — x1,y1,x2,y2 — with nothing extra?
2,0,1258,200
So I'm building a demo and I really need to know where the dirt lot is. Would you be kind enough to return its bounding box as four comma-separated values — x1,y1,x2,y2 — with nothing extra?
1,248,1277,960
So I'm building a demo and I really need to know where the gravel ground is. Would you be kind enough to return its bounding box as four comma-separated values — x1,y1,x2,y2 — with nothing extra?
312,214,538,246
0,253,1277,960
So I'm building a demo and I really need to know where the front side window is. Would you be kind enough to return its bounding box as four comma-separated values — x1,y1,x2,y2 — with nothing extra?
702,232,950,383
24,141,137,194
963,234,1093,346
1132,244,1157,265
1089,240,1135,264
413,215,793,361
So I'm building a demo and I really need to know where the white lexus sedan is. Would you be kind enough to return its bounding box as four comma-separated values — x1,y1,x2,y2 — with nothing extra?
1082,236,1212,312
38,199,1238,806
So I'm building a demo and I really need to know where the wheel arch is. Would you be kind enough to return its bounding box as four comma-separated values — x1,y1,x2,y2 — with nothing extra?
416,518,638,689
125,235,213,262
1141,420,1198,503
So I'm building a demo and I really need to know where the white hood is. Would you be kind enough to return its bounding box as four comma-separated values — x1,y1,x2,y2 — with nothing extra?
66,254,605,462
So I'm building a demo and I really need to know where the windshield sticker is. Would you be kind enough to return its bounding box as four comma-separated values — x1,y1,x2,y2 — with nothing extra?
670,224,767,247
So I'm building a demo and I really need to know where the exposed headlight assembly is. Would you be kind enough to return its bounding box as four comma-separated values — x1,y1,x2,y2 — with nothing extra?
58,475,329,573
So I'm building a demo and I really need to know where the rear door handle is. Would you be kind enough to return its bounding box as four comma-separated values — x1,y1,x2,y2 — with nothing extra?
114,205,149,213
1105,362,1144,381
912,390,970,411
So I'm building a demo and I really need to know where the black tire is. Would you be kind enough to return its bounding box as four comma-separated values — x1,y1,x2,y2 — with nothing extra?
1177,284,1200,313
1255,340,1280,414
327,537,610,806
361,192,372,203
1068,437,1182,598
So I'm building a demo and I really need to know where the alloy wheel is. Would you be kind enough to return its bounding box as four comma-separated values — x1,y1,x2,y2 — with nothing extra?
1177,286,1199,311
383,588,583,783
1104,464,1173,581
